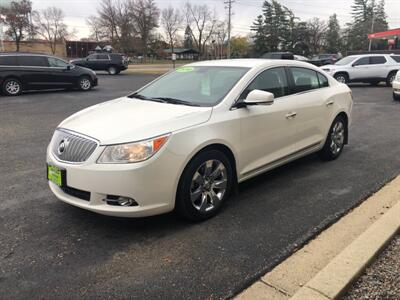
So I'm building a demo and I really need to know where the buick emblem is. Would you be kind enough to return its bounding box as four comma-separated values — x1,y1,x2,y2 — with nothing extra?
58,139,68,155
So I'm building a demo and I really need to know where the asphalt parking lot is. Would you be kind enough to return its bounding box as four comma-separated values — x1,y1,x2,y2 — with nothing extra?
1,74,400,300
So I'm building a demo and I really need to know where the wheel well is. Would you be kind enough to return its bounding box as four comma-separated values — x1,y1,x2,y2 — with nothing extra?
336,112,349,144
190,144,238,184
388,70,398,77
334,71,349,79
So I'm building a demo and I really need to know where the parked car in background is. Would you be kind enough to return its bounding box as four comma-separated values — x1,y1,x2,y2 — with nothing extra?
47,59,352,221
0,52,97,96
261,52,294,60
321,54,400,86
310,54,340,66
70,53,129,75
294,55,310,62
393,70,400,100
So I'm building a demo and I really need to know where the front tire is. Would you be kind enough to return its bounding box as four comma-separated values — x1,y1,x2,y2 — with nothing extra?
334,73,348,84
386,72,396,87
320,116,347,161
3,78,22,96
176,150,234,222
78,76,92,91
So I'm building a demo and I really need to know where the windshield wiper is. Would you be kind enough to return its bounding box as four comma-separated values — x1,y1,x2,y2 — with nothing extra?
152,97,200,107
129,93,165,103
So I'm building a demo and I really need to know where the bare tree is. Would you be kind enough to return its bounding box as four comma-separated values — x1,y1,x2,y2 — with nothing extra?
0,0,32,52
130,0,160,58
86,16,103,42
214,21,227,58
33,7,70,54
184,3,217,58
161,6,182,54
307,18,327,55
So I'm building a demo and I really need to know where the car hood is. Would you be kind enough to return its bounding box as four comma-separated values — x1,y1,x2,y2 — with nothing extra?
58,97,212,144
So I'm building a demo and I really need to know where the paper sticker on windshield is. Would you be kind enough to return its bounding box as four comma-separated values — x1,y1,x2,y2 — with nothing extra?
176,67,194,73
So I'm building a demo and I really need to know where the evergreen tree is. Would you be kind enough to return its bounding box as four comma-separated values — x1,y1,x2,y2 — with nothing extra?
325,14,341,53
183,25,193,49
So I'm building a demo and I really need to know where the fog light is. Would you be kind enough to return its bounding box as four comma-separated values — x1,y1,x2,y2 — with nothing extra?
104,195,138,207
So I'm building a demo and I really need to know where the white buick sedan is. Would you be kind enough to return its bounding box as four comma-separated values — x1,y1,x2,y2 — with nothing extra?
47,59,353,221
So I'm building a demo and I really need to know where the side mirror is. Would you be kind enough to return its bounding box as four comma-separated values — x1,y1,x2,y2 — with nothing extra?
244,90,275,106
66,65,71,71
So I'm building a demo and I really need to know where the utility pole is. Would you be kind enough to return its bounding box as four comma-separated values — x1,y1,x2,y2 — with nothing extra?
368,0,375,52
224,0,234,59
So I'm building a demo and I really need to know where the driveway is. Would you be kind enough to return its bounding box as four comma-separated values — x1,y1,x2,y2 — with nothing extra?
0,76,399,299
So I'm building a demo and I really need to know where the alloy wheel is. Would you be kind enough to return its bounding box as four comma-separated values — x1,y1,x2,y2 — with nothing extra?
80,78,91,90
189,159,228,213
5,80,21,95
330,121,345,155
109,67,117,75
335,75,347,84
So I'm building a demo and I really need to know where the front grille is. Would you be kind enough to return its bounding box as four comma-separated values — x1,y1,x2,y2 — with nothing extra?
51,129,98,163
62,186,91,201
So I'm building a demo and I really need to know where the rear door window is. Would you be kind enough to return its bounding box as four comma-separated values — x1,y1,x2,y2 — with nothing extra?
17,56,49,67
0,56,18,66
370,56,387,64
96,54,109,60
290,67,320,93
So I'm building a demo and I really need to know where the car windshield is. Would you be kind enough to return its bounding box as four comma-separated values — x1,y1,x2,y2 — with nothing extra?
335,56,357,65
130,66,250,107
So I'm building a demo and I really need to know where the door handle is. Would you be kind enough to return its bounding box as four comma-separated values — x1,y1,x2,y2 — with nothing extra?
326,101,334,106
286,112,297,119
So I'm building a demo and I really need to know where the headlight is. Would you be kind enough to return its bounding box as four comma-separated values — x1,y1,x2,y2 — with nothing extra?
97,133,170,164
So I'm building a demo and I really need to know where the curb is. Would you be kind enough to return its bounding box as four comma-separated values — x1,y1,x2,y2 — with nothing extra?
290,200,400,300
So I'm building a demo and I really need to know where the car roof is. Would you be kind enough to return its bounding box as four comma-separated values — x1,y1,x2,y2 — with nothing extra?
0,52,51,57
188,58,315,69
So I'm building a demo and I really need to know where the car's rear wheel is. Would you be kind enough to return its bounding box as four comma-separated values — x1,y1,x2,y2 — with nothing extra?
78,76,92,91
107,66,118,75
334,73,348,84
3,78,22,96
176,150,234,221
386,72,396,87
320,116,347,161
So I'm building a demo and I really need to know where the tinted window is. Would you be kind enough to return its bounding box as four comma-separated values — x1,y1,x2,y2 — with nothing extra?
391,56,400,63
97,54,109,60
318,73,329,88
242,67,289,99
87,54,97,60
370,56,386,64
48,57,68,68
354,57,370,66
17,56,48,67
0,56,18,66
291,67,320,93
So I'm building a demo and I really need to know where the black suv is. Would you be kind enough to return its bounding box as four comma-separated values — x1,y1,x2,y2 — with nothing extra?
0,53,98,96
70,53,129,75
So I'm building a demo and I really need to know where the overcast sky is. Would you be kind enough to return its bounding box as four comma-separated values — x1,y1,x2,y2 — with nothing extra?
31,0,400,39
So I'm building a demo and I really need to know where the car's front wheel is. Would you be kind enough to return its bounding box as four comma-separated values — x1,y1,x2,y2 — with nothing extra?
386,72,396,87
176,150,234,221
78,76,93,91
3,78,23,96
334,73,348,84
320,116,347,161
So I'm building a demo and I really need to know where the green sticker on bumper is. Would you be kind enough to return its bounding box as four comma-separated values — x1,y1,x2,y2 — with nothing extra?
176,67,194,73
48,165,62,186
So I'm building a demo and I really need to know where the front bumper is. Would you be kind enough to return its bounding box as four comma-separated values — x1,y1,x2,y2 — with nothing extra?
46,144,184,218
393,80,400,94
93,77,98,86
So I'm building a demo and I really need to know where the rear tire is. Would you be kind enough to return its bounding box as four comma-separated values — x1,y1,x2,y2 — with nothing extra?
334,73,348,84
78,76,92,91
107,66,118,75
3,78,22,96
320,116,347,161
176,150,234,222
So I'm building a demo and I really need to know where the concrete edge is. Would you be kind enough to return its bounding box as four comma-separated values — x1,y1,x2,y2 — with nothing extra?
290,200,400,300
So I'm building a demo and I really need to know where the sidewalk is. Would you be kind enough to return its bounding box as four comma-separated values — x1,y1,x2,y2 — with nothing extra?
236,176,400,300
